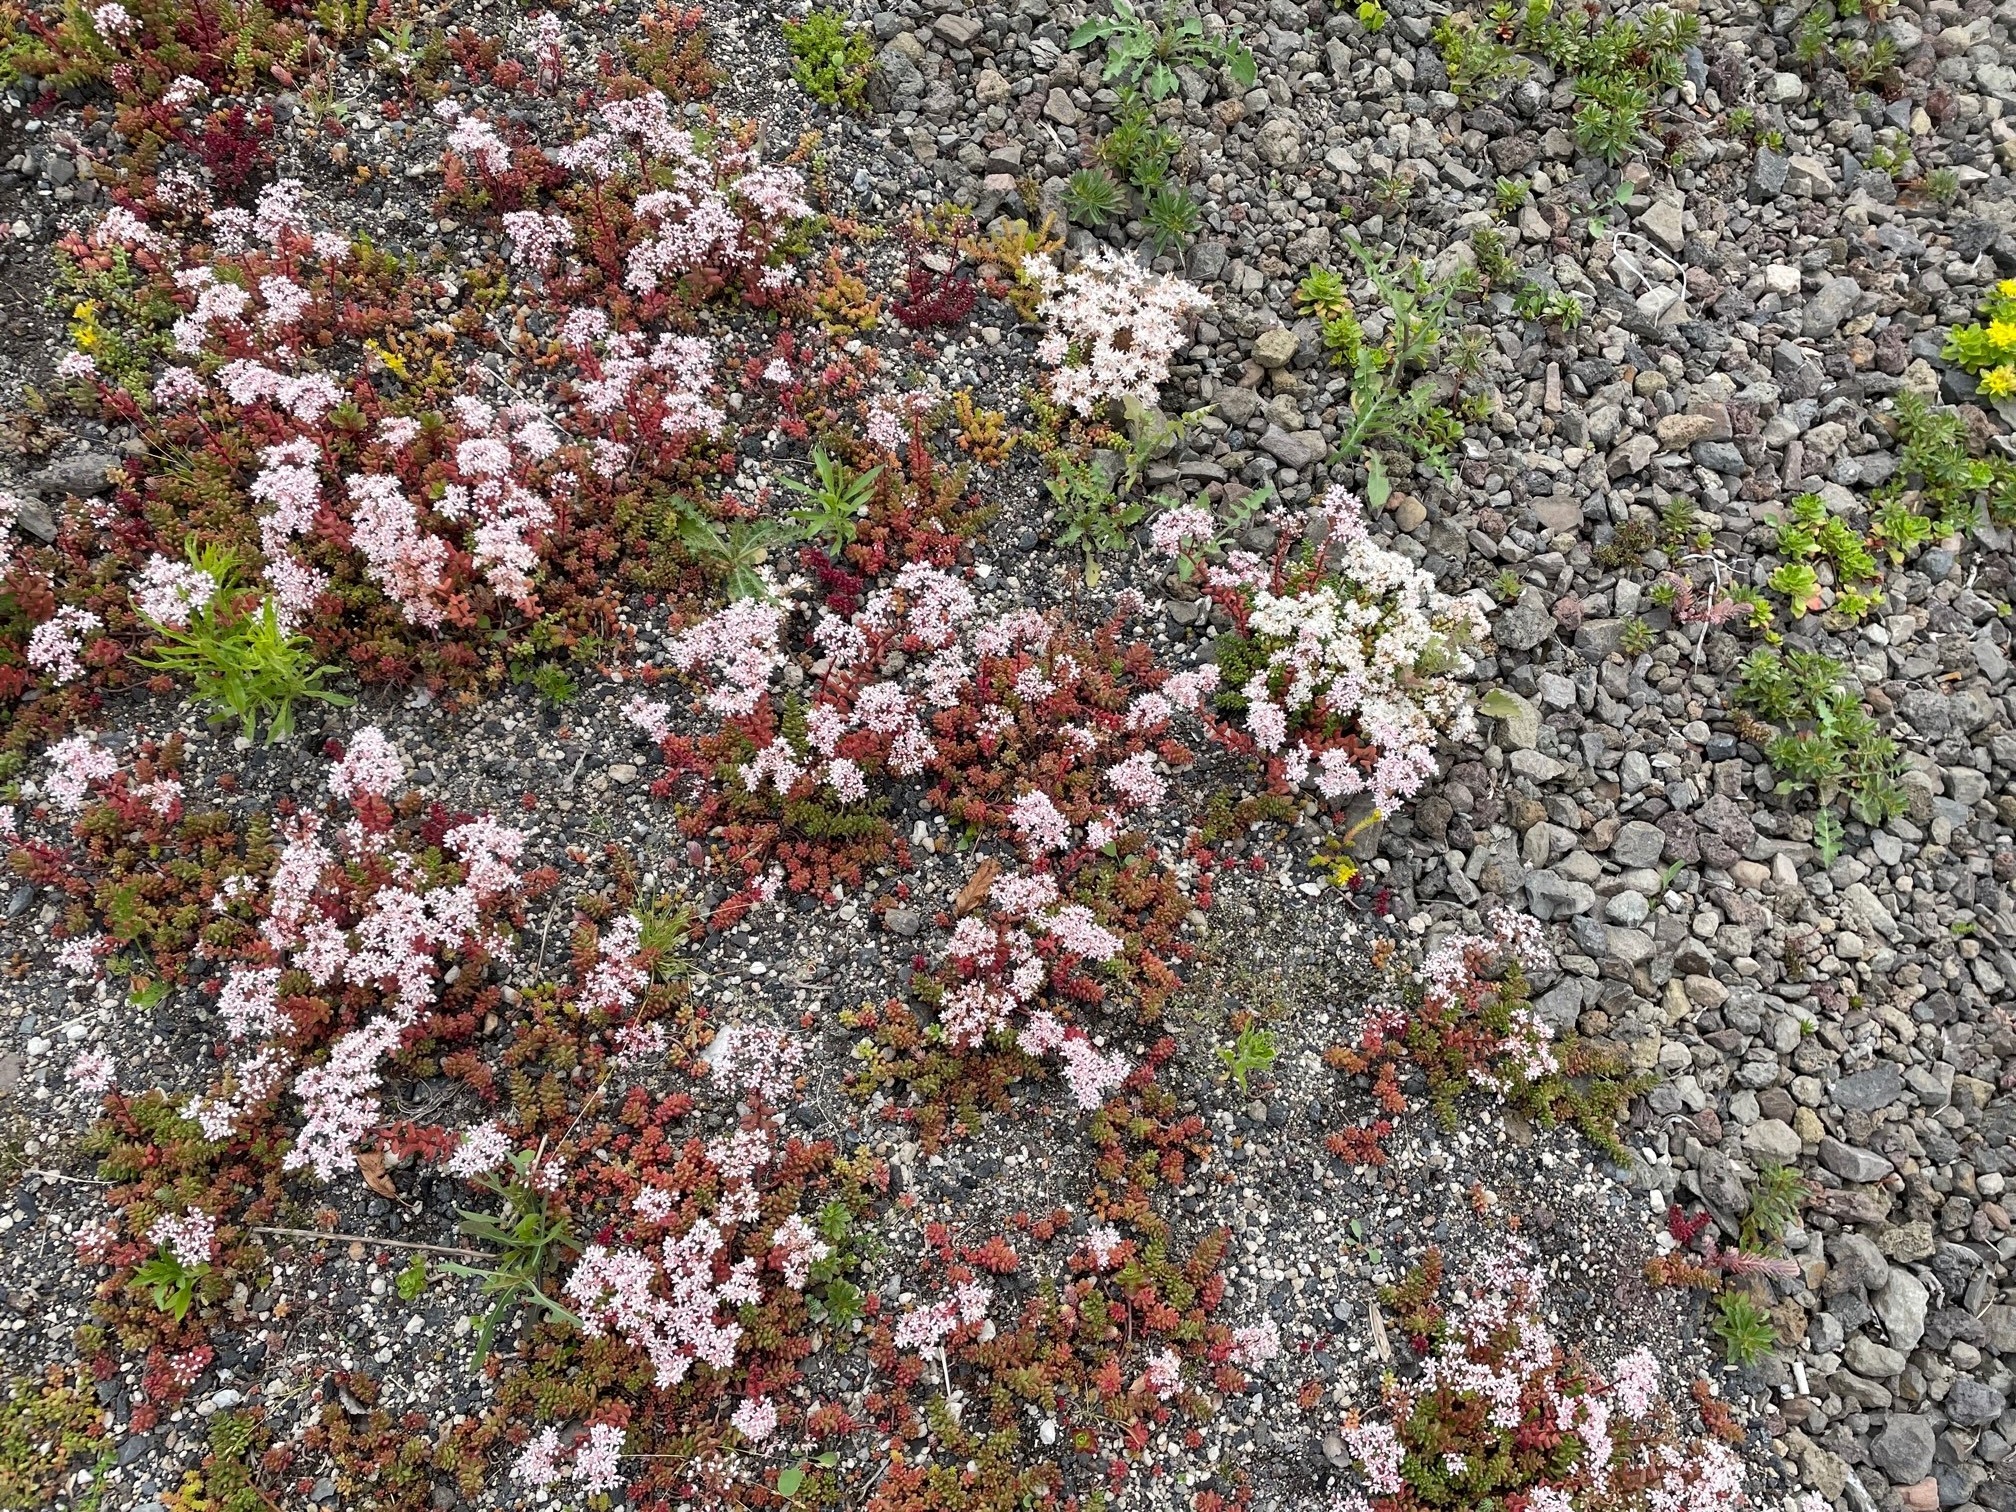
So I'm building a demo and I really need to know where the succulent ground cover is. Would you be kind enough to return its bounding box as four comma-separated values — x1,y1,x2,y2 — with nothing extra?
0,1,2013,1511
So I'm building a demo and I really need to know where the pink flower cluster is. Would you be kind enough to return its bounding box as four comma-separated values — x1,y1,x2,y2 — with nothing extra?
565,1217,763,1387
42,734,118,814
188,730,527,1174
709,1021,805,1106
27,606,100,684
1227,1317,1281,1369
1418,907,1560,1094
933,868,1135,1108
663,580,1215,871
444,1119,514,1179
513,1421,625,1496
0,490,20,575
326,725,405,802
768,1214,831,1290
892,1281,993,1352
149,1208,217,1268
1341,1246,1746,1511
731,1396,778,1443
68,1049,116,1093
522,87,807,304
131,554,219,628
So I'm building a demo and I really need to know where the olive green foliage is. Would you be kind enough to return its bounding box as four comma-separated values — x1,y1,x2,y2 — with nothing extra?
674,496,789,601
1068,0,1257,103
137,540,352,742
783,7,877,111
439,1150,584,1367
1433,1,1699,163
1216,1024,1277,1092
1765,491,1880,620
780,445,883,552
1733,648,1906,826
1319,246,1469,474
1712,1291,1778,1367
1062,167,1128,229
1878,390,2016,534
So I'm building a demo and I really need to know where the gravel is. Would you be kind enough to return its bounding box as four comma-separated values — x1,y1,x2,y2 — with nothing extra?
1,0,2015,1505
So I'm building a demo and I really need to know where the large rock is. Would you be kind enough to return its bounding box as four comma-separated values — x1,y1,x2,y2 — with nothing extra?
1845,1335,1908,1379
1819,1137,1894,1183
1655,412,1720,448
34,452,122,498
6,493,56,543
1610,820,1667,868
1495,588,1555,652
1637,196,1685,253
1252,328,1299,369
1946,1377,2007,1427
1832,1063,1903,1112
1825,1232,1890,1294
1525,869,1596,920
932,14,982,46
1489,689,1541,751
1256,426,1327,469
1742,1118,1803,1164
1784,154,1835,196
1255,117,1303,166
1803,275,1862,338
1876,1268,1929,1352
1839,882,1898,939
1213,385,1262,425
1870,1415,1935,1484
1751,145,1789,199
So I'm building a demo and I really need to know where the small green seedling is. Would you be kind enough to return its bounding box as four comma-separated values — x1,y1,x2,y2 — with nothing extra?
1217,1023,1278,1092
395,1255,430,1301
1712,1291,1777,1367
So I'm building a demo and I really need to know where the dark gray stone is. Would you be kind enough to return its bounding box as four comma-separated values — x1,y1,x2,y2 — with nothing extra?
1945,1377,2007,1427
1833,1064,1904,1113
1818,1137,1894,1183
1803,275,1862,338
1825,1232,1890,1293
34,452,121,498
1495,588,1555,652
1750,146,1788,199
1689,440,1746,474
1869,1414,1935,1484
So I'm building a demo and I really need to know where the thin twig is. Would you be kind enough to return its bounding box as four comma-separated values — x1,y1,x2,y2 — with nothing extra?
251,1225,487,1259
536,894,561,970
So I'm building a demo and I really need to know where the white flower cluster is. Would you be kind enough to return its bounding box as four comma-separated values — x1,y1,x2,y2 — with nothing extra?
1233,489,1486,811
1028,248,1210,416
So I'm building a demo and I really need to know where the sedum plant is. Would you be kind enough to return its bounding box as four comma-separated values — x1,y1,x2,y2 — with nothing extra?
1733,647,1906,827
1342,1246,1751,1508
781,7,877,112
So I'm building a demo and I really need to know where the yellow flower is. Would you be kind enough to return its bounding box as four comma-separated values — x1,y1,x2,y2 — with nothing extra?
1980,365,2016,399
1998,279,2016,298
1991,319,2016,356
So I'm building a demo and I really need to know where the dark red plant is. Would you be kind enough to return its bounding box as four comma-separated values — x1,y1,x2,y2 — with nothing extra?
891,247,977,329
183,104,275,200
